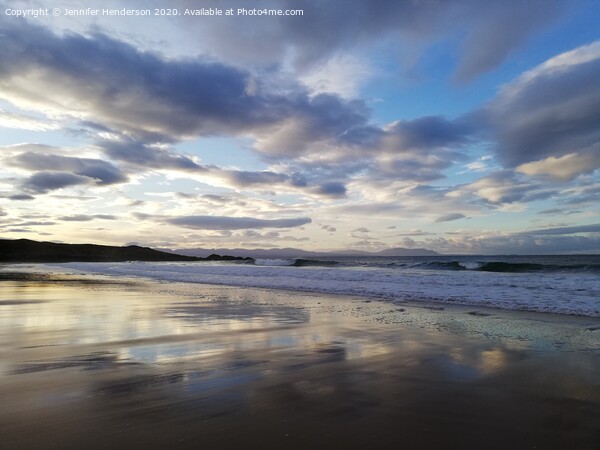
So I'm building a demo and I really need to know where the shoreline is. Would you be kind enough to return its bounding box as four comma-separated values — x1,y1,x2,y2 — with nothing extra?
2,264,599,319
1,273,598,449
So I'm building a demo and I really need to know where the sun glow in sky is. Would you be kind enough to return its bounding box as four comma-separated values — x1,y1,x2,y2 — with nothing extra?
0,0,599,254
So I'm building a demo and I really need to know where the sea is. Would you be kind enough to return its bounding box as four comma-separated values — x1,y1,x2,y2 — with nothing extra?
9,254,600,318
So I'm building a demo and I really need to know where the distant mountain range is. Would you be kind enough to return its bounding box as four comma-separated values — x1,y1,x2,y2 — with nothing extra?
0,238,439,263
0,239,250,263
169,246,440,259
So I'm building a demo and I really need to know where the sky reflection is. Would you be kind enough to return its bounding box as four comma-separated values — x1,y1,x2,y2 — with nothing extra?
0,278,598,450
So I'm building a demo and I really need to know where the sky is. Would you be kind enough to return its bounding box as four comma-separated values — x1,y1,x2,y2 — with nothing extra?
0,0,599,254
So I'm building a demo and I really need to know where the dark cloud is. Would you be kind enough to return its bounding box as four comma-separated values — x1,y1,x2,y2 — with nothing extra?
536,209,585,217
480,41,600,176
251,94,377,159
96,138,340,199
261,115,470,184
394,230,435,237
518,223,600,236
0,18,482,190
0,17,375,152
0,17,467,188
435,213,466,223
99,139,205,172
158,0,567,81
58,214,117,222
311,182,347,198
223,169,307,189
538,209,563,215
0,18,275,139
131,212,155,221
383,116,472,150
453,0,566,83
22,171,92,194
200,194,228,203
99,138,349,198
10,221,55,227
166,215,311,230
371,116,473,181
10,152,128,185
7,194,35,201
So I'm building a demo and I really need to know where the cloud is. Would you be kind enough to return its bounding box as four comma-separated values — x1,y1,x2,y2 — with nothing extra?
252,94,376,159
0,18,482,196
0,19,398,196
6,194,35,201
0,18,378,153
22,171,92,194
517,152,600,181
448,171,554,205
382,116,472,150
482,40,600,177
222,169,307,190
147,0,567,82
453,0,566,83
9,152,128,185
372,118,469,181
98,139,205,172
394,229,434,237
58,214,117,222
206,168,346,199
561,184,600,207
518,223,600,236
0,108,60,131
426,233,600,255
311,182,347,198
320,224,336,232
256,114,470,188
298,54,374,98
326,182,480,224
99,137,350,199
435,213,466,223
0,18,278,139
7,221,55,227
166,215,311,230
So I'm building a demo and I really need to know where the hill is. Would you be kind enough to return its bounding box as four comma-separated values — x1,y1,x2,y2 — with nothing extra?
0,238,249,263
171,246,440,259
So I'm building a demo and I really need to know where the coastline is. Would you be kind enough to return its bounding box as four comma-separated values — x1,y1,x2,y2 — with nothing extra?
0,272,598,449
4,259,600,318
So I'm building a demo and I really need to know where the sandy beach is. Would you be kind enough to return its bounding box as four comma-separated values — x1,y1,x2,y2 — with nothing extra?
0,273,598,449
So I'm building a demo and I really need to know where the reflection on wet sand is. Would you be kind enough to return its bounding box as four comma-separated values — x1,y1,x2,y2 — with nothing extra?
0,277,598,449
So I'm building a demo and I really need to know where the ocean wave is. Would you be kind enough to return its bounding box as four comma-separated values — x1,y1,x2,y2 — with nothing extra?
253,259,296,266
253,258,339,267
16,261,600,318
411,260,600,273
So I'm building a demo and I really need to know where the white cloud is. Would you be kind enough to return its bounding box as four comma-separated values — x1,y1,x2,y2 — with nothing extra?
517,152,600,181
0,109,60,131
299,54,374,98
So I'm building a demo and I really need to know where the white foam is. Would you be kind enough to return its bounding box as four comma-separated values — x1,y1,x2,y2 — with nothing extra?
12,262,600,317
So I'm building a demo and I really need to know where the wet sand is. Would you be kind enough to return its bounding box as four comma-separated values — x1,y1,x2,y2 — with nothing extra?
0,274,598,449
